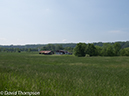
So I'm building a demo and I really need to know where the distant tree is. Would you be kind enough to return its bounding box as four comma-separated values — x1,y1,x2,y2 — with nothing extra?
6,48,9,52
95,46,102,56
55,44,64,51
113,42,121,56
16,48,21,53
93,42,103,47
13,48,17,52
121,41,129,48
74,43,86,57
28,48,31,52
64,47,73,53
0,48,1,52
106,44,114,56
3,48,6,52
120,47,129,56
41,46,47,51
120,49,125,56
101,43,114,56
85,44,97,56
46,44,55,51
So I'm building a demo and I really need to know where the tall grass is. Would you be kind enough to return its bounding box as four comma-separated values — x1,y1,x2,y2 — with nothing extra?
0,52,129,96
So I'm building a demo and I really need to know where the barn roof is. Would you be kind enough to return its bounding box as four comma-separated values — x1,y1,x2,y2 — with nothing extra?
40,51,51,54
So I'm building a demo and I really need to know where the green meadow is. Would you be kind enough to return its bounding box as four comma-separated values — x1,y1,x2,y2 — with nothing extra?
0,52,129,96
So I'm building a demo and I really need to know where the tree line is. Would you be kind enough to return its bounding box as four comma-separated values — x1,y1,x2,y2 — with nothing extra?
0,42,129,56
0,44,74,53
0,48,38,53
0,41,129,49
74,42,129,57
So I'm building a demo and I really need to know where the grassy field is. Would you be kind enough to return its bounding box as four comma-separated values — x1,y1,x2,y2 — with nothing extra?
0,52,129,96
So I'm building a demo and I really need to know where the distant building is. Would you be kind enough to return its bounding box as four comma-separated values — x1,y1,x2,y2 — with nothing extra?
39,51,54,55
56,50,72,55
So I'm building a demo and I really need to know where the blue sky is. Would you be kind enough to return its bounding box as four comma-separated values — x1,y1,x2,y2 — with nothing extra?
0,0,129,45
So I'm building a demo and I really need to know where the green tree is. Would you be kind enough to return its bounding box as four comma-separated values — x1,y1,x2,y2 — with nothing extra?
85,44,97,56
64,47,73,53
106,44,114,56
28,48,31,52
14,48,17,52
46,44,56,51
120,47,129,56
120,49,125,56
101,43,108,56
74,43,86,57
0,48,1,52
101,43,114,56
55,44,64,51
3,48,6,52
41,46,47,51
113,42,121,56
16,48,21,53
95,46,102,56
